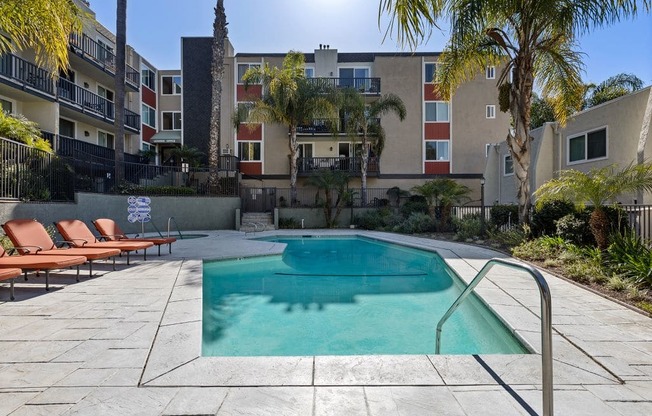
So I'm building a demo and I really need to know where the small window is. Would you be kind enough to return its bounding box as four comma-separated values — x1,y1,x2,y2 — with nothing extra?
568,127,607,164
486,105,496,119
486,66,496,79
237,63,261,83
142,68,156,91
298,143,313,158
504,154,514,176
304,68,314,78
238,141,261,161
162,112,181,130
141,104,156,128
0,97,13,114
161,75,181,95
424,63,440,83
425,141,449,161
425,102,449,122
98,131,114,149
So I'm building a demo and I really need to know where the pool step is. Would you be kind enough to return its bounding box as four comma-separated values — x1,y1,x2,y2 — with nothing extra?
240,212,275,232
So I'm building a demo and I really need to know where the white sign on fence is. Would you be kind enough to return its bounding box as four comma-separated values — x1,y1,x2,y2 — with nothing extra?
127,196,152,223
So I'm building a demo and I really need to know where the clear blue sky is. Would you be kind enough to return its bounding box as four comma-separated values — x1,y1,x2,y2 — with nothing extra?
90,0,652,86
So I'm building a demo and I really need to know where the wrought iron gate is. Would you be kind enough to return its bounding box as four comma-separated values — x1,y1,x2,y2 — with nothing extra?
241,187,276,212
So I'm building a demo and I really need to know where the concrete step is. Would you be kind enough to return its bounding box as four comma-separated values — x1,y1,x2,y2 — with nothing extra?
240,223,275,232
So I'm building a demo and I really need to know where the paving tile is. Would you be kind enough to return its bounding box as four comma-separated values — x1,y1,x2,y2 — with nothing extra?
9,404,73,415
0,391,40,415
0,362,80,388
81,348,149,369
64,387,177,416
314,387,366,416
162,387,229,415
451,388,533,416
216,387,314,416
140,320,200,383
100,368,143,387
160,298,201,326
51,339,117,363
91,322,145,340
54,368,117,387
27,386,95,404
365,386,466,416
584,384,647,401
604,400,652,416
0,340,80,363
514,388,625,416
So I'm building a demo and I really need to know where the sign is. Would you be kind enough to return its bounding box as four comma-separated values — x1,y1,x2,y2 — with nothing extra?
127,196,152,223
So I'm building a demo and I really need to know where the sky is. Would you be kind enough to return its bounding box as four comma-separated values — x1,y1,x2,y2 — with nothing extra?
89,0,652,86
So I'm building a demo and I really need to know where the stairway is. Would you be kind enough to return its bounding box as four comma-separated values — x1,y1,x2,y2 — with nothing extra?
240,212,275,232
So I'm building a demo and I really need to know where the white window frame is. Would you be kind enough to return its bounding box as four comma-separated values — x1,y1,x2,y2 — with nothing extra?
338,66,371,90
237,63,261,84
141,66,156,91
141,103,156,128
424,140,450,162
304,67,315,78
486,66,496,80
161,75,182,95
58,117,76,139
566,126,608,166
424,101,450,122
424,62,440,83
97,83,114,102
161,111,182,131
97,129,114,149
503,154,514,176
238,141,262,161
0,95,16,114
298,142,314,158
486,105,496,119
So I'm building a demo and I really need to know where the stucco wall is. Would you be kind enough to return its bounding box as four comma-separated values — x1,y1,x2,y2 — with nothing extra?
0,193,240,234
279,207,376,228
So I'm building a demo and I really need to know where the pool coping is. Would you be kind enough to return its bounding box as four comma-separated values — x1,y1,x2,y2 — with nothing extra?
140,230,623,389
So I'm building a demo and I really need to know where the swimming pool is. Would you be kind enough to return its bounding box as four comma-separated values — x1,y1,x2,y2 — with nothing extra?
202,236,528,356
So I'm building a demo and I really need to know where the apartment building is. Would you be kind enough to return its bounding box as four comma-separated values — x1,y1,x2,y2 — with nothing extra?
180,38,510,194
0,0,147,161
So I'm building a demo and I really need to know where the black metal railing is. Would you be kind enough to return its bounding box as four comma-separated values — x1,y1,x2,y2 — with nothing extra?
297,117,381,135
297,157,380,176
0,53,55,95
308,77,381,94
69,32,140,87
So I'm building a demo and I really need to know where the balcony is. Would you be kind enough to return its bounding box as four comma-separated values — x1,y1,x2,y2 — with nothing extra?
57,78,141,132
0,53,55,97
297,157,380,177
56,134,143,163
296,118,380,135
69,33,140,90
307,77,381,95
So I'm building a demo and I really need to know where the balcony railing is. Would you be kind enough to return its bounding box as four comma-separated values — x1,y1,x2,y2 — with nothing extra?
307,77,381,94
69,33,140,87
0,53,54,95
297,157,380,176
57,134,143,164
57,78,140,130
297,118,381,135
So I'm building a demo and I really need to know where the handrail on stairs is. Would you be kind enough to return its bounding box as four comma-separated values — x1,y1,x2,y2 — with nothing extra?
242,221,266,237
435,258,553,416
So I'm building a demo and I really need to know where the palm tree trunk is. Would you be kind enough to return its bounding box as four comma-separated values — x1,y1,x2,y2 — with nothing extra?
289,126,299,206
208,0,227,193
590,207,610,250
637,87,652,203
113,0,127,184
360,141,369,206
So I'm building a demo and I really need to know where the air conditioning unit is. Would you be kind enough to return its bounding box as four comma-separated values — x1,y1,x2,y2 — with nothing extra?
221,148,233,155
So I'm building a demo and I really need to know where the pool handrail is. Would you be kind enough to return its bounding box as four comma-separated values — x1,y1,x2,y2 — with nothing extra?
434,258,553,416
167,216,183,239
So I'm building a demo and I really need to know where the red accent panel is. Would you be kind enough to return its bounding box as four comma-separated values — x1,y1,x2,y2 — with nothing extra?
237,84,262,101
424,85,444,101
142,86,156,107
425,162,450,174
237,124,262,140
240,162,262,175
424,123,450,139
142,125,156,142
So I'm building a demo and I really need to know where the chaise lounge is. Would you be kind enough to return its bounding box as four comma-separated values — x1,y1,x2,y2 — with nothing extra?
55,219,154,265
0,267,22,301
93,218,177,256
2,219,121,277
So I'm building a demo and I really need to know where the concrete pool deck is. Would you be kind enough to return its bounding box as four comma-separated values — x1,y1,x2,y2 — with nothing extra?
0,230,651,415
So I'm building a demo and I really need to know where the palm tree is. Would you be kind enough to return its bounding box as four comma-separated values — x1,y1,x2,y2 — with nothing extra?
114,0,127,184
637,88,652,204
379,0,646,225
306,169,352,228
239,52,338,205
583,73,644,109
208,0,227,193
0,0,81,75
534,164,652,250
412,178,470,231
340,88,406,205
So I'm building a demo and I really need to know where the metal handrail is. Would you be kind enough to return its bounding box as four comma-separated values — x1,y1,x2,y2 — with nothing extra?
435,258,553,416
167,216,183,239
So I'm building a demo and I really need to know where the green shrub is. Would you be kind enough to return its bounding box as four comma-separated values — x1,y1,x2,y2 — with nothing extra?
278,217,301,229
395,212,435,234
606,231,652,286
453,215,482,240
353,208,393,230
489,205,519,228
511,236,568,261
555,213,593,245
486,226,527,248
400,198,429,218
531,200,576,237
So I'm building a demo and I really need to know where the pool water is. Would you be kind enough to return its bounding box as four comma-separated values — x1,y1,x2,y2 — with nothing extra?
202,236,528,356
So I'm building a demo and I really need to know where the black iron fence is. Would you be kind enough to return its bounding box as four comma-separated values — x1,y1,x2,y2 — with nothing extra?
307,77,381,94
0,53,54,96
297,157,379,176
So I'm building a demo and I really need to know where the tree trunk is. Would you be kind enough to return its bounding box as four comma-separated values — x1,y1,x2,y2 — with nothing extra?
360,140,369,206
507,55,535,225
113,0,127,185
590,207,610,250
289,126,299,206
637,87,652,203
208,0,227,193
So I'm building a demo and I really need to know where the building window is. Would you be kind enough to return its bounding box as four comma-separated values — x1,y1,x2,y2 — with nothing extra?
98,131,114,149
237,63,261,83
504,154,514,176
0,97,13,114
339,67,370,89
161,75,181,95
97,85,114,101
425,141,449,161
568,127,607,164
425,102,449,122
141,104,156,128
298,143,313,158
486,105,496,119
142,67,156,91
162,112,181,130
486,66,496,79
424,62,440,83
238,141,261,161
304,67,314,78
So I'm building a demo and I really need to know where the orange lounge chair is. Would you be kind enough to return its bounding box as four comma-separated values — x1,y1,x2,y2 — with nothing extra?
0,245,87,297
1,219,121,277
55,219,154,265
93,218,176,256
0,267,22,301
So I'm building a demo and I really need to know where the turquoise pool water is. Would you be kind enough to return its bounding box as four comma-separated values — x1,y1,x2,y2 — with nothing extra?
202,236,528,356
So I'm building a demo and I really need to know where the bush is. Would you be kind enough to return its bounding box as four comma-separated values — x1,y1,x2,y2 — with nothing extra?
453,215,482,240
489,205,519,228
400,198,429,217
556,213,593,245
512,236,568,261
278,217,301,229
486,226,527,248
394,212,435,234
531,200,576,237
606,231,652,286
353,208,393,230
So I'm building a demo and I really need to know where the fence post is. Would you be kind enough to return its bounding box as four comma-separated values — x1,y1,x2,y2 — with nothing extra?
480,177,486,237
